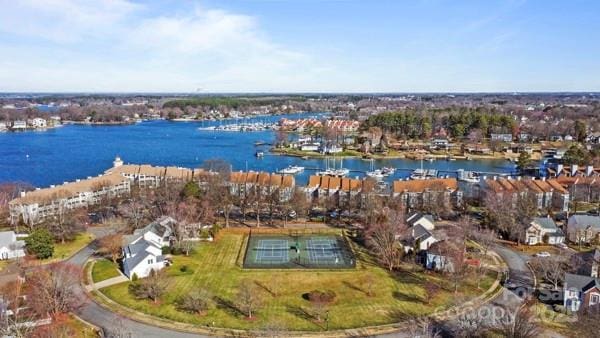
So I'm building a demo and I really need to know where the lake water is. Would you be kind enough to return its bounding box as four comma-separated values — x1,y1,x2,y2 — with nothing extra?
0,113,515,187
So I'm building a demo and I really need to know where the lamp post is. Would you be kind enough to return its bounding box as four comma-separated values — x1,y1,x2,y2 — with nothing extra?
325,310,330,331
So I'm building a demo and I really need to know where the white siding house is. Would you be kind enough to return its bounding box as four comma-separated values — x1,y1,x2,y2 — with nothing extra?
122,217,175,279
0,231,26,260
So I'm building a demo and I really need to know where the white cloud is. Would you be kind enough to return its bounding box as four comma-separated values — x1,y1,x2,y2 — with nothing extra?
0,0,331,92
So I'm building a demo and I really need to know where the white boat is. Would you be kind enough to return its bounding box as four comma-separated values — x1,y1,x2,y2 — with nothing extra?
278,165,305,174
255,151,264,158
381,167,395,176
457,169,480,183
366,170,384,180
318,157,349,177
366,159,384,180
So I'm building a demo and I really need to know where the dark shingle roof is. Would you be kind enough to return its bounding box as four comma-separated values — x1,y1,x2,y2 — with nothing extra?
564,273,600,292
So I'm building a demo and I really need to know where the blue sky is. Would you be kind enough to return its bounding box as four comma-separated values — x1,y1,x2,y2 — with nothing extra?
0,0,599,92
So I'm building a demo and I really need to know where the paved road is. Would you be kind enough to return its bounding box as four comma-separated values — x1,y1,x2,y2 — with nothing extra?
70,228,207,338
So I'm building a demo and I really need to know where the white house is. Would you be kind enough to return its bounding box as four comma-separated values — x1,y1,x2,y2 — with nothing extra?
30,118,47,129
11,121,26,130
300,143,320,152
0,231,26,260
525,217,564,245
122,217,175,279
406,213,435,231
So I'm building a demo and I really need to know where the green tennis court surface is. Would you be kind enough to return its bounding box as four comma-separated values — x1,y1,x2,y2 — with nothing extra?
243,233,356,269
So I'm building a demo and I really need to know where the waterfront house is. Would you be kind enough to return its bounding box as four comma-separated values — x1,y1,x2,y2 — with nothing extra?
122,217,175,279
563,273,600,312
30,118,47,129
567,215,600,245
228,170,295,203
431,138,449,150
300,143,320,152
482,177,569,212
11,121,26,130
525,217,564,245
9,172,131,225
0,231,26,260
391,178,462,211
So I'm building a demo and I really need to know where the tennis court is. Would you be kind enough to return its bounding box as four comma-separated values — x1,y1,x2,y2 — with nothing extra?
254,238,290,264
243,232,355,269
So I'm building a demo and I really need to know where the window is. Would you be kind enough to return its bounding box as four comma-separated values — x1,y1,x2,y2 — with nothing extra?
147,259,153,264
591,294,600,305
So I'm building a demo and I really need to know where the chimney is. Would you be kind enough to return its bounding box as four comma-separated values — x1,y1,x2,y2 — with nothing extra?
587,165,594,176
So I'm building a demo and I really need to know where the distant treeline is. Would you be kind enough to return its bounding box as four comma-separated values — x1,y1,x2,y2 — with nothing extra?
362,109,516,139
162,96,307,109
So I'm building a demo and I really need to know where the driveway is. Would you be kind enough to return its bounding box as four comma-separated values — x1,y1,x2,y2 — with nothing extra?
70,228,207,338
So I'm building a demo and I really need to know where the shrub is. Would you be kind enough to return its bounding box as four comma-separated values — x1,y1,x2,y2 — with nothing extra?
161,246,170,255
24,228,54,259
170,246,183,255
131,273,139,282
180,265,188,273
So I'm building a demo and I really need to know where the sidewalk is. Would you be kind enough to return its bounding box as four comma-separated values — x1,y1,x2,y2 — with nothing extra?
87,275,129,291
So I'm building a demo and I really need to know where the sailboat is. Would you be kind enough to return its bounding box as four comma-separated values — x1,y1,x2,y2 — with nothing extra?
410,158,438,180
366,159,384,180
333,157,350,177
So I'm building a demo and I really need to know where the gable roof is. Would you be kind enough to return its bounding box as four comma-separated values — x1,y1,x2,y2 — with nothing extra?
392,178,458,194
565,273,600,292
407,213,434,227
531,217,559,230
569,215,600,231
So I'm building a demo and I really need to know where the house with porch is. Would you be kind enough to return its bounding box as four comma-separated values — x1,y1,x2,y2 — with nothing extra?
0,231,26,260
524,217,564,245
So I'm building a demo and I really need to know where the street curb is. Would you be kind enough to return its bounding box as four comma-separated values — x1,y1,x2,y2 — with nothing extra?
82,251,505,338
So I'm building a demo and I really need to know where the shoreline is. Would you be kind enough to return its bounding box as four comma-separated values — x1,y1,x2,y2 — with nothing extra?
270,147,514,162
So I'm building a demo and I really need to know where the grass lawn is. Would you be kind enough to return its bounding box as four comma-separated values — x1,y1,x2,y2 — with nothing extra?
47,232,95,263
92,258,121,283
101,230,496,331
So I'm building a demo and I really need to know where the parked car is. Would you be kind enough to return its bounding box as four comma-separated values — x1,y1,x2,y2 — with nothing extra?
504,279,518,289
288,210,297,219
535,251,551,258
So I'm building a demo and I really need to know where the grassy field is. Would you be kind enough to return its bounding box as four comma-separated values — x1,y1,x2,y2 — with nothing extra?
101,230,495,331
92,258,121,283
47,232,95,263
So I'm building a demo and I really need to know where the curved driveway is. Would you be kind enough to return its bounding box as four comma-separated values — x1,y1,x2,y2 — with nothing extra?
69,233,206,338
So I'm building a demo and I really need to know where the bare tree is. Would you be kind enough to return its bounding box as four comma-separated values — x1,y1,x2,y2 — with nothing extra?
27,263,83,317
307,290,336,322
129,270,168,304
236,279,263,319
0,278,35,338
366,207,406,271
497,303,541,338
530,256,567,290
423,281,440,305
176,289,212,315
455,310,487,338
406,316,441,338
98,234,123,263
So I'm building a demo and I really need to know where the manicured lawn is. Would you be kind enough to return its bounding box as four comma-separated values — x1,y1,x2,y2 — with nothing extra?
101,230,496,331
92,258,121,283
49,232,95,262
